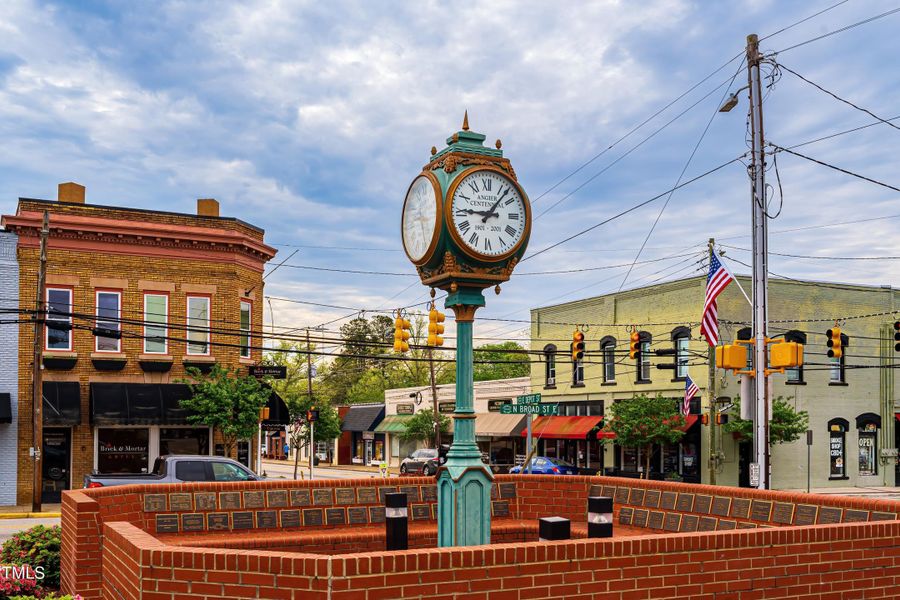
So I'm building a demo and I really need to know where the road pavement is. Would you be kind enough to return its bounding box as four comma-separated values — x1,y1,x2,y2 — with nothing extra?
261,461,398,481
0,517,60,544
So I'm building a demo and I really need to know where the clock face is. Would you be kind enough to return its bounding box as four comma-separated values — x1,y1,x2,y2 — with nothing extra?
401,174,440,263
450,169,527,258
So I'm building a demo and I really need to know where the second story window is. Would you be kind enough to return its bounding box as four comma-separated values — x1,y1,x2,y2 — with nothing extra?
572,355,584,386
46,287,72,351
187,295,210,355
829,333,848,385
240,300,252,359
144,293,168,354
95,290,121,352
636,331,651,383
543,345,556,387
672,326,691,380
600,336,616,383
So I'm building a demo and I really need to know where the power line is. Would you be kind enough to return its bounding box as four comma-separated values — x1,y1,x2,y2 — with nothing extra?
759,0,852,42
771,145,900,194
720,244,900,261
773,6,900,54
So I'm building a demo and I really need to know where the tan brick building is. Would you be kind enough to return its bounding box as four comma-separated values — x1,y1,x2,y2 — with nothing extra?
1,183,278,505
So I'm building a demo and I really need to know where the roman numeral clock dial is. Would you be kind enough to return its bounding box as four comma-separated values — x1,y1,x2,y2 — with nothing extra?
401,174,442,265
449,170,527,259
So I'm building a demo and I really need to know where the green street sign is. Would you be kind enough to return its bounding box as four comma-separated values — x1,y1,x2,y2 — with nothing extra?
515,393,542,405
501,403,558,416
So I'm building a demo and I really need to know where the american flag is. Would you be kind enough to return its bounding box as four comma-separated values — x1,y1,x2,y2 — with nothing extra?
699,253,734,347
684,374,699,416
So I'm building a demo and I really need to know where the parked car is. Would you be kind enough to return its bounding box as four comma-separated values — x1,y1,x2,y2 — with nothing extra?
509,456,579,475
83,455,261,488
399,447,445,476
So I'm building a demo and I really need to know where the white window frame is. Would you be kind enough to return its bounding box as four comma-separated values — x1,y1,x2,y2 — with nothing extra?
602,342,616,383
143,293,168,355
240,300,252,359
675,336,689,379
639,340,651,381
573,358,584,386
45,287,73,351
544,348,556,386
186,295,211,356
95,290,122,353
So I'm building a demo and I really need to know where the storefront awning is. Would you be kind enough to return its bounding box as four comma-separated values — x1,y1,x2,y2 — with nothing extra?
895,413,900,422
261,388,290,431
90,383,203,425
521,415,603,440
341,404,385,433
43,382,81,426
476,413,526,437
0,393,11,424
374,414,413,434
596,414,698,439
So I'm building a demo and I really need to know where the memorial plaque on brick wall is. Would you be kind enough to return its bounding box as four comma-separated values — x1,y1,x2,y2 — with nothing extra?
378,486,399,504
680,515,699,532
369,506,385,524
693,495,712,515
490,485,499,499
411,504,431,520
664,513,681,532
648,511,665,530
357,487,378,504
711,496,731,517
421,485,438,503
257,510,278,528
602,485,616,499
632,509,649,528
499,483,517,499
729,498,751,519
291,490,311,507
400,486,421,502
144,494,167,512
232,511,254,530
431,504,438,520
169,493,193,512
660,492,677,511
334,488,355,505
771,502,794,524
492,501,510,518
155,514,179,534
793,504,818,526
220,492,241,510
312,489,333,506
871,511,897,521
698,516,717,532
618,507,633,525
750,500,772,522
737,522,757,529
326,508,346,526
303,508,324,527
817,507,842,524
181,513,204,532
644,490,661,509
717,520,736,530
843,509,869,523
207,513,229,531
194,492,217,511
348,507,368,524
615,487,630,504
629,488,645,506
676,493,695,513
589,484,603,497
280,510,301,528
266,490,289,508
243,491,265,509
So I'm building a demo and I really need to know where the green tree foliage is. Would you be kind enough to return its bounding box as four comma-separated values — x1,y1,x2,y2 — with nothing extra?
601,394,685,478
399,408,451,448
180,365,270,457
1,524,61,589
473,341,530,382
723,396,809,444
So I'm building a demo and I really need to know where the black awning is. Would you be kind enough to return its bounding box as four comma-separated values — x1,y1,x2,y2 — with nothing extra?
261,388,290,431
90,383,189,425
0,393,11,424
90,383,129,425
160,384,193,424
341,404,385,432
43,382,81,426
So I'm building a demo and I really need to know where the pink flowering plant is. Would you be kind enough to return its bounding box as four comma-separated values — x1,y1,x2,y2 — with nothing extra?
0,525,61,591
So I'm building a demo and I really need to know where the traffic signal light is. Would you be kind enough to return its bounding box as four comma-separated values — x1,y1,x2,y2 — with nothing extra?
393,315,411,353
629,331,640,360
700,413,710,426
307,407,319,422
770,341,803,369
572,330,585,362
894,321,899,352
428,307,445,346
715,413,728,425
826,327,842,359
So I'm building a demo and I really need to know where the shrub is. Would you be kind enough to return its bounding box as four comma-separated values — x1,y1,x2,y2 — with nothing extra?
10,595,82,600
0,566,41,599
0,525,61,589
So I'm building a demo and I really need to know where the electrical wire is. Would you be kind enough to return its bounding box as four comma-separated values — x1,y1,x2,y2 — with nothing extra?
720,244,900,261
773,6,900,54
770,145,900,194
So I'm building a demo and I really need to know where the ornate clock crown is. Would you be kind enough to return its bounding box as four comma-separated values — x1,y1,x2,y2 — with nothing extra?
424,112,515,180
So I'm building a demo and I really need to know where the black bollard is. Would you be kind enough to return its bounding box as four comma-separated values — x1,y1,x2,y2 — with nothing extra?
538,516,570,541
587,496,613,538
385,492,408,550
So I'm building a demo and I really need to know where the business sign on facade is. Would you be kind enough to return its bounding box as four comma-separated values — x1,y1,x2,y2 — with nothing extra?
488,399,511,413
396,403,415,415
249,365,287,379
438,402,455,414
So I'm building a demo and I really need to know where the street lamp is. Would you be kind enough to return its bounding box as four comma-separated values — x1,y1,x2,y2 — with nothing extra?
718,85,749,112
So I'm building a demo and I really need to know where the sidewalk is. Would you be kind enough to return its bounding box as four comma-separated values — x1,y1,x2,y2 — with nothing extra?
0,504,61,519
780,486,900,498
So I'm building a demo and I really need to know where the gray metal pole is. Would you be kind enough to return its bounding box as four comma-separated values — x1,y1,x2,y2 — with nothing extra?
526,413,532,474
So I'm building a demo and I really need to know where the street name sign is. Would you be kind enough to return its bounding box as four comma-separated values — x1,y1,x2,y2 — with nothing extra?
515,393,541,405
501,403,558,416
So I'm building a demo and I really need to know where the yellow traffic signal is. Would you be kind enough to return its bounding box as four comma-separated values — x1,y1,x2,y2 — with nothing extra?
428,307,445,346
770,341,803,369
393,316,411,353
893,321,899,352
826,327,842,359
715,344,747,371
629,331,640,360
572,330,585,362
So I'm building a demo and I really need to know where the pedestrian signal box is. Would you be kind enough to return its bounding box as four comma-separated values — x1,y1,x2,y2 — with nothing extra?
770,341,803,369
715,344,747,371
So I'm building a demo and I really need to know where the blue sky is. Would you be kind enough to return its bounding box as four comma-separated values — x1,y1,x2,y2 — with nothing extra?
1,0,898,342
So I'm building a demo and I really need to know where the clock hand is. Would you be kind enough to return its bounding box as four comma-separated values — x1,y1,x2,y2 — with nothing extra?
481,187,511,222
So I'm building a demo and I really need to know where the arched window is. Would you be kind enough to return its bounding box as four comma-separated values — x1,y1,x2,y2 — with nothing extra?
599,336,616,383
671,326,691,380
829,333,849,385
827,417,849,480
543,344,557,388
784,330,807,384
636,331,652,383
856,413,880,476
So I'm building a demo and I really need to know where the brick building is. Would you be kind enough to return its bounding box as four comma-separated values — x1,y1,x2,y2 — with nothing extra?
1,183,279,505
530,275,899,489
0,231,19,506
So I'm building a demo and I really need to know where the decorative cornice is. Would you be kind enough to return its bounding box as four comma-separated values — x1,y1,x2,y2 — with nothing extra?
423,151,517,181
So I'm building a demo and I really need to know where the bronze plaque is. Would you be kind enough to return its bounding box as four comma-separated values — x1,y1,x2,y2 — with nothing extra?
491,501,510,518
325,508,346,525
750,500,772,522
280,509,301,528
490,485,499,499
648,511,664,530
843,509,869,523
411,504,431,520
181,513,204,532
680,515,699,532
399,485,421,502
348,507,368,525
357,487,378,504
334,488,356,505
629,488,645,506
793,504,818,526
614,487,630,504
717,520,737,530
698,516,718,532
664,513,681,532
737,522,757,529
155,514,179,534
266,490,289,508
369,506,385,524
144,494,167,512
711,496,731,517
206,513,229,531
730,498,751,519
219,492,241,510
660,492,677,511
632,509,649,528
312,489,333,506
644,490,661,509
588,484,603,497
243,491,265,509
421,485,438,503
232,511,254,530
499,483,517,499
194,492,217,511
871,511,897,521
303,508,324,526
601,485,616,499
378,486,399,504
693,495,712,515
618,507,633,525
291,489,312,507
431,504,437,520
817,507,842,524
257,510,278,528
676,493,695,513
169,493,193,512
771,502,794,524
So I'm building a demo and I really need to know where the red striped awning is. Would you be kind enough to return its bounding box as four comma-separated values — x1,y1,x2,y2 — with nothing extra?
521,415,604,440
597,414,698,439
895,413,900,422
679,415,699,431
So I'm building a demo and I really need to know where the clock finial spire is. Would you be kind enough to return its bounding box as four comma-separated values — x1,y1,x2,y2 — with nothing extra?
462,110,469,131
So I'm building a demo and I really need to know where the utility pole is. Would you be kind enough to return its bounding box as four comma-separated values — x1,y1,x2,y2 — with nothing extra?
428,348,441,449
707,237,717,486
307,328,314,480
32,211,49,513
746,33,771,490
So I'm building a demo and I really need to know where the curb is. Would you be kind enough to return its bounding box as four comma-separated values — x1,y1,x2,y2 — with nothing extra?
0,513,61,519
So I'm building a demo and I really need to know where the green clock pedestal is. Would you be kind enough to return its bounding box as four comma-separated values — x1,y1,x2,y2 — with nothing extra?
437,287,493,547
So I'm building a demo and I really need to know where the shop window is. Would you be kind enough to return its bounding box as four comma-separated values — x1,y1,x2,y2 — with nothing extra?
95,290,121,352
240,300,252,358
543,344,556,387
186,296,210,355
636,331,651,383
671,327,691,380
144,293,168,354
827,418,848,480
784,331,806,383
97,428,150,473
829,333,849,385
160,428,209,456
856,413,880,477
46,288,73,351
600,336,616,383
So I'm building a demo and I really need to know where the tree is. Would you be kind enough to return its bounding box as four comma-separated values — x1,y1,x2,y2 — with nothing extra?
601,394,685,479
473,341,530,382
399,408,450,448
723,396,809,444
180,365,270,459
285,398,342,478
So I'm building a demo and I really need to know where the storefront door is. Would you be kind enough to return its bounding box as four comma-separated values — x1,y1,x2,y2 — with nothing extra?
365,440,373,465
42,428,71,504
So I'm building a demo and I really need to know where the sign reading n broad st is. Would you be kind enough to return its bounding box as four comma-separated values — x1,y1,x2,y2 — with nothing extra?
501,403,558,416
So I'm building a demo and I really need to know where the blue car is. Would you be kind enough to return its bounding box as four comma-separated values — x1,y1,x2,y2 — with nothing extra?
509,456,579,475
